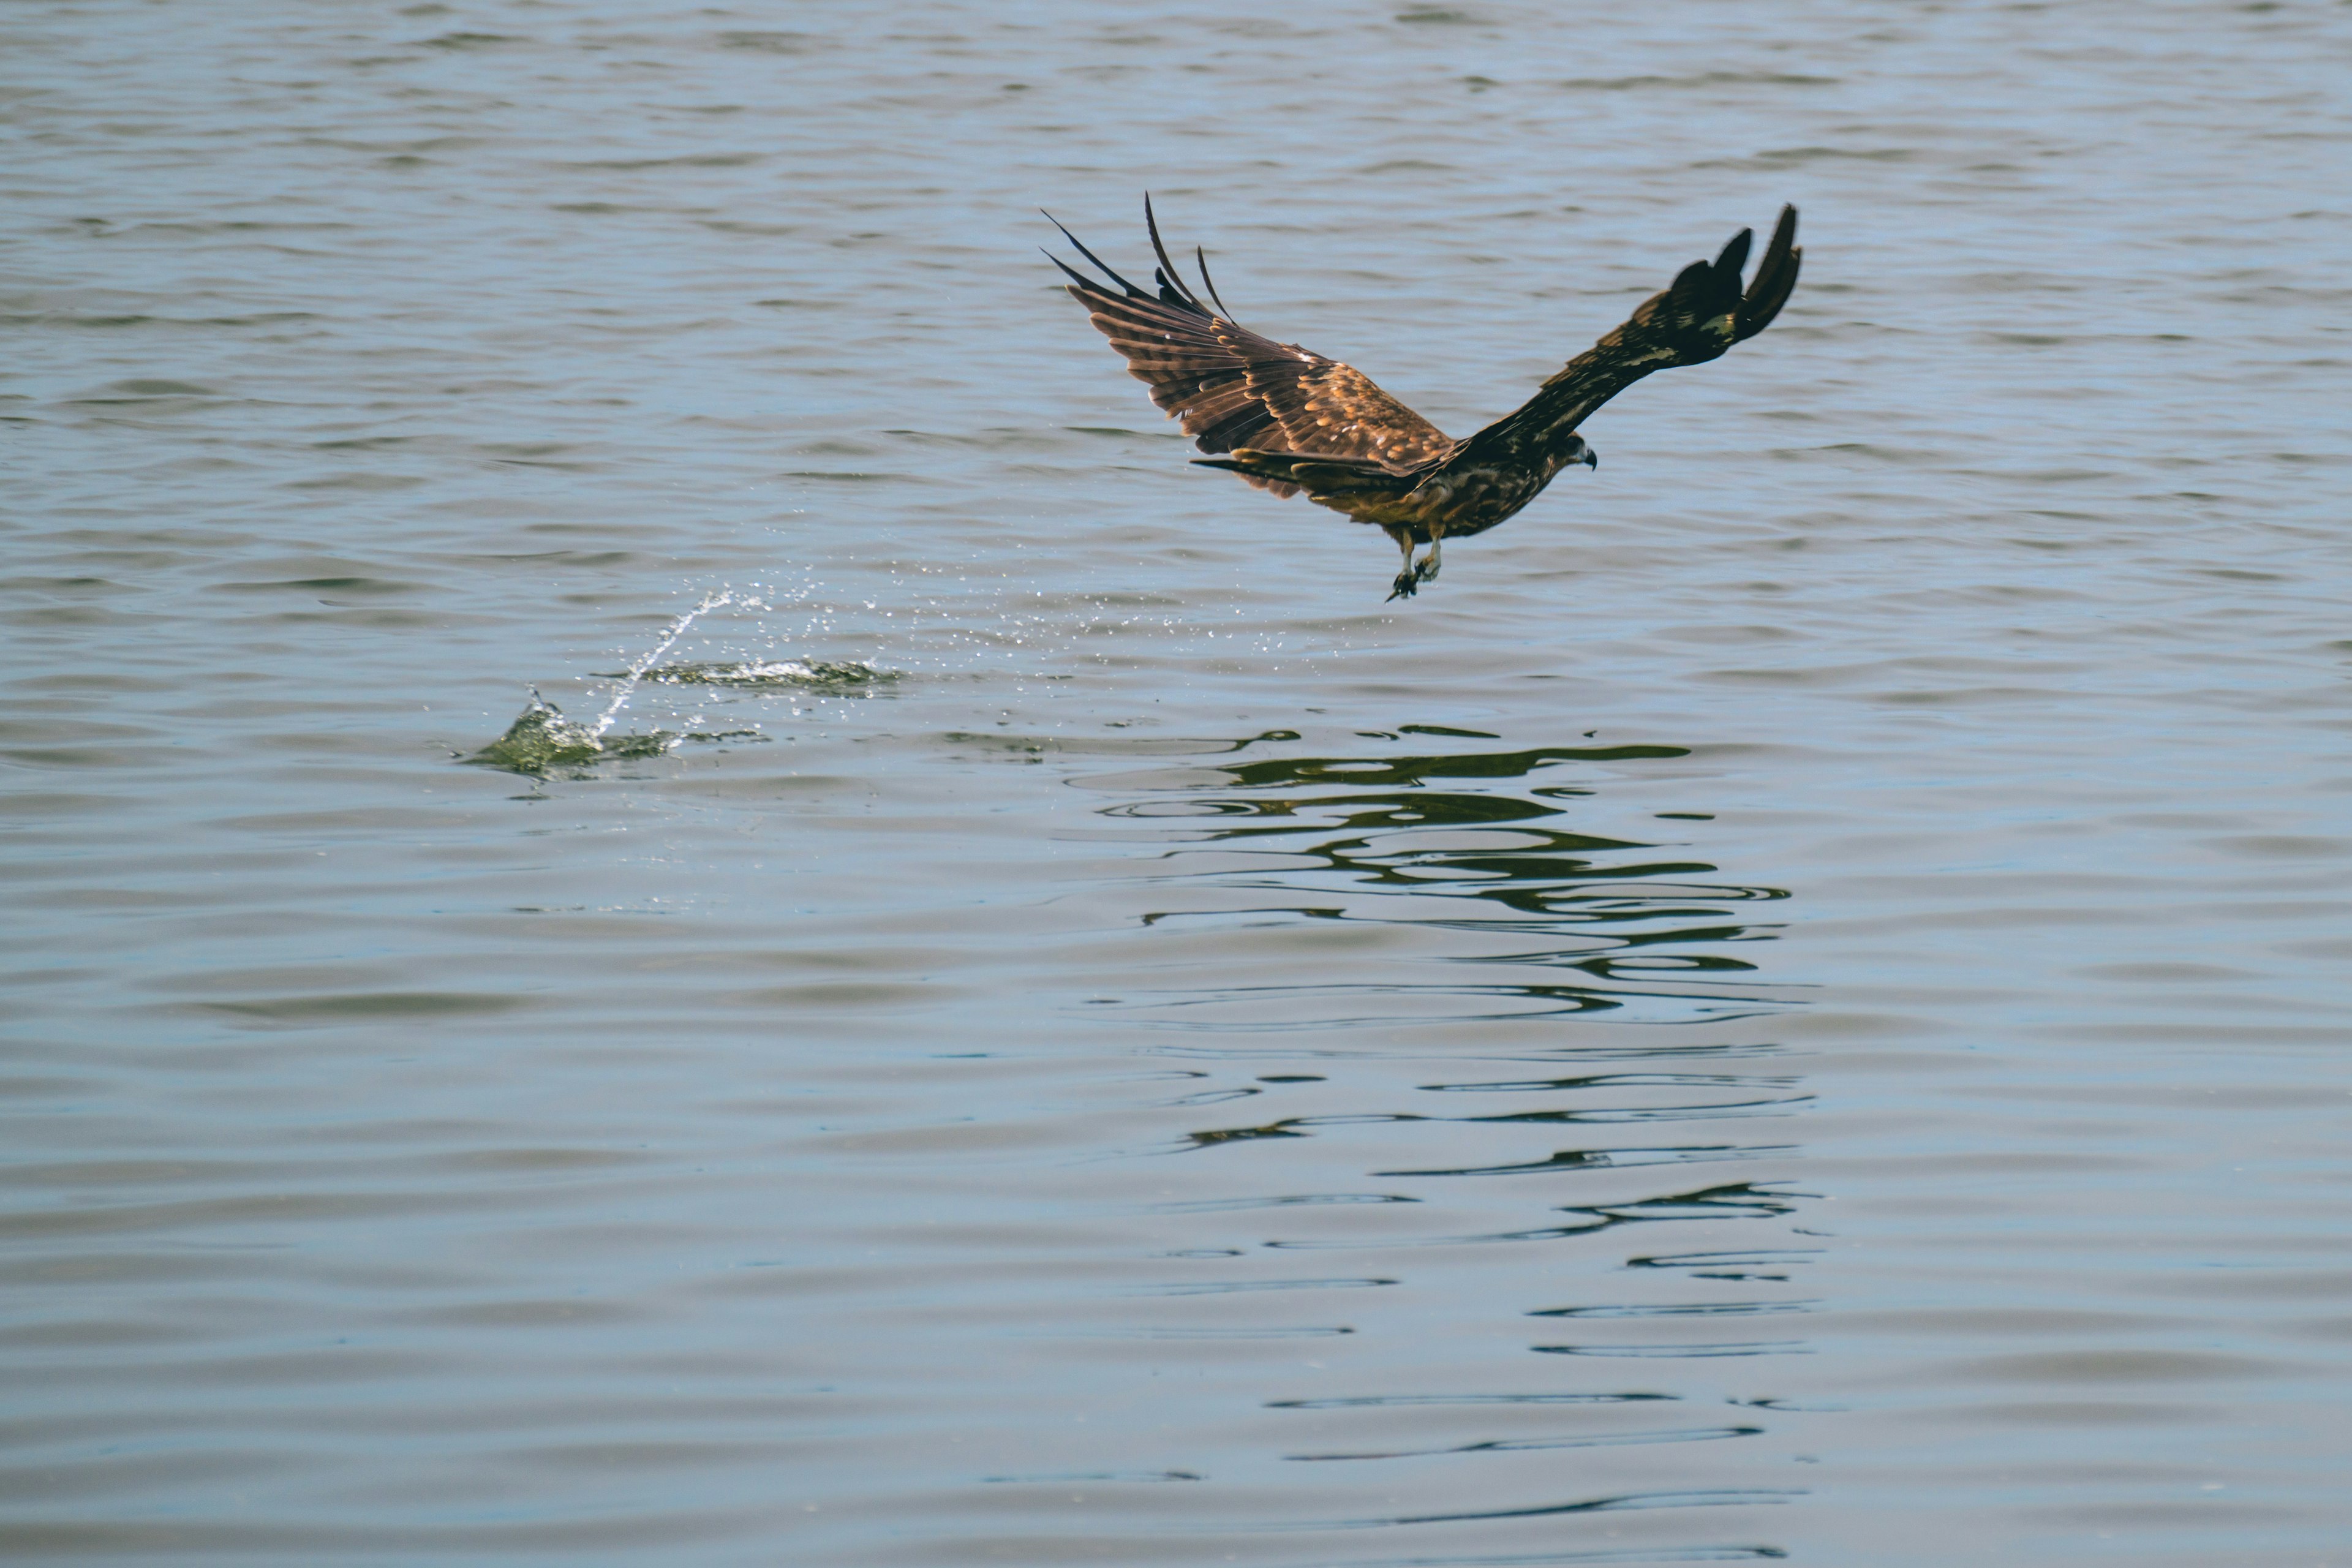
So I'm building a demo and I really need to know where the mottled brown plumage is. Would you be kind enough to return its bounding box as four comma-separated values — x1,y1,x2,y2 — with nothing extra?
1049,198,1801,599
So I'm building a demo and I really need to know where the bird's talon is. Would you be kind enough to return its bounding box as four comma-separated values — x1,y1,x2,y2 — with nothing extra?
1387,573,1417,601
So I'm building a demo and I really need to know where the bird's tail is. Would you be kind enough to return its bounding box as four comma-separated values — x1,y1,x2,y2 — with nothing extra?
1191,448,1422,503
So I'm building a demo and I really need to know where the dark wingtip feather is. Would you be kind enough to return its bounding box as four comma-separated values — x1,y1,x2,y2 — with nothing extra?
1714,226,1753,284
1194,244,1230,318
1746,246,1802,338
1667,256,1715,307
1141,194,1212,317
1042,247,1103,295
1042,208,1150,300
1733,206,1801,341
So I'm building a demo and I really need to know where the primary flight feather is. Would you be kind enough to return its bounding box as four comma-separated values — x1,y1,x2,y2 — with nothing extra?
1048,198,1801,600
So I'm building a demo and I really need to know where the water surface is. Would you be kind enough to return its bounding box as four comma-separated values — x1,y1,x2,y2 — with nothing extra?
5,2,2351,1563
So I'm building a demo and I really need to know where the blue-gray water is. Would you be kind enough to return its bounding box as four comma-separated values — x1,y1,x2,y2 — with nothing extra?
6,2,2350,1563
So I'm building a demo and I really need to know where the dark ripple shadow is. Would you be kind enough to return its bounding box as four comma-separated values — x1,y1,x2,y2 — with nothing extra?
1312,1548,1789,1566
1244,1487,1804,1532
1125,1276,1396,1296
1530,1301,1820,1319
982,1468,1203,1483
1088,735,1801,1030
1087,723,1819,1556
1259,1182,1811,1251
1287,1425,1762,1461
1270,1393,1679,1409
1530,1343,1813,1359
1371,1144,1795,1178
1146,1192,1420,1212
1626,1250,1822,1281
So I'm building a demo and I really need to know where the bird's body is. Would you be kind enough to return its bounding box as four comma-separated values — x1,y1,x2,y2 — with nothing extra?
1049,200,1801,598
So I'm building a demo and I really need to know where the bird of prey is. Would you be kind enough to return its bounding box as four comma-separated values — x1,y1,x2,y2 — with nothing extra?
1048,199,1801,600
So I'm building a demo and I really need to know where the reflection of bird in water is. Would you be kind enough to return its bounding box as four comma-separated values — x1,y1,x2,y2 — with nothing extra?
1049,199,1801,601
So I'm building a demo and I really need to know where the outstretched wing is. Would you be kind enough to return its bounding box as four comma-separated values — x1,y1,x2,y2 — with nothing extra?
1048,198,1452,498
1448,205,1801,470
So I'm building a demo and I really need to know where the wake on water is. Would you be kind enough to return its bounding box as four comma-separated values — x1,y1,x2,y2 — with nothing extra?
466,590,898,778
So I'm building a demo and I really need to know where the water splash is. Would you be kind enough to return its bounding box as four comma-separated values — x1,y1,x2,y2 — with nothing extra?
467,591,738,777
591,590,737,738
630,657,897,691
467,691,673,778
467,589,898,777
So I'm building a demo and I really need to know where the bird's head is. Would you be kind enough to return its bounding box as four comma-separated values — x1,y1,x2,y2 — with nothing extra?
1563,434,1599,470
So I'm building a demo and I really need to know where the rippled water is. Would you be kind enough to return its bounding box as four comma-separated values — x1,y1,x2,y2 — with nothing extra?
7,1,2351,1562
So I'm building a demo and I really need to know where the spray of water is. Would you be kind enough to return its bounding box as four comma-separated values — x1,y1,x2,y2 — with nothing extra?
591,590,736,739
468,579,907,778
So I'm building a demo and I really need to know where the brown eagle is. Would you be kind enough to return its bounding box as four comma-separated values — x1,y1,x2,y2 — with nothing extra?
1049,199,1801,600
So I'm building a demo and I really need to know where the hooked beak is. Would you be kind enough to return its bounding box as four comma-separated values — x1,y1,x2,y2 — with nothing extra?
1581,447,1599,469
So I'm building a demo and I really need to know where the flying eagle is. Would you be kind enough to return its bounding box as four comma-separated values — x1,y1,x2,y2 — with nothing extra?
1048,199,1801,600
